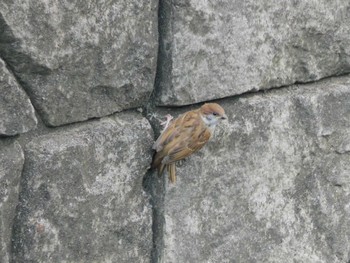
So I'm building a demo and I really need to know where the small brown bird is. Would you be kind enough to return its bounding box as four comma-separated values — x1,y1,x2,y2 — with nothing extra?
152,103,227,183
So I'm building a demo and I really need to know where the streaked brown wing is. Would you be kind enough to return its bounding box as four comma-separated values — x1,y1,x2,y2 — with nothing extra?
164,121,211,163
152,112,189,169
152,113,185,152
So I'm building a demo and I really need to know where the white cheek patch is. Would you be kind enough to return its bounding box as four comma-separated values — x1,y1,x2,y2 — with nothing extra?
201,114,218,128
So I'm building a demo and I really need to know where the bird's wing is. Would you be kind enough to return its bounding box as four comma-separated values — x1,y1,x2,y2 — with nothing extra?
152,112,187,170
165,126,210,163
159,111,211,163
152,113,184,152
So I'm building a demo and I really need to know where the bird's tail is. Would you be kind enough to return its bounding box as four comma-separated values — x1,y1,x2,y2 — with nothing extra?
157,163,166,177
167,163,176,183
154,163,176,183
152,153,176,183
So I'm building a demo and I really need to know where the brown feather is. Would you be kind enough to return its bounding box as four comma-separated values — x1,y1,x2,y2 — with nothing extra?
168,163,176,183
158,163,166,177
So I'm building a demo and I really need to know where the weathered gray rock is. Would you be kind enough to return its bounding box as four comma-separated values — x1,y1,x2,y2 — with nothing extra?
154,75,350,262
0,58,37,136
156,0,350,106
12,112,154,262
0,140,24,263
0,1,158,126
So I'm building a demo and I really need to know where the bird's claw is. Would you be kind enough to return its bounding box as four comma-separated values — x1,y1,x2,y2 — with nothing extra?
160,114,173,131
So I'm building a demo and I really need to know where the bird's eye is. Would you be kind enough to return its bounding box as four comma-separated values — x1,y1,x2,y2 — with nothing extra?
213,112,218,116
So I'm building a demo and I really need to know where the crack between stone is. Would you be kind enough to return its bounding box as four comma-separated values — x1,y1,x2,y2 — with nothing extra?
154,71,350,110
0,15,55,129
142,167,165,263
140,0,172,261
252,71,350,97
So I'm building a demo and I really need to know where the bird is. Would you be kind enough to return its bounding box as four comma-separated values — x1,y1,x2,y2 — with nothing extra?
152,103,227,183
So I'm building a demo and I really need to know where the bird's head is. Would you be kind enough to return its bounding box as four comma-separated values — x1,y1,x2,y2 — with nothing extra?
200,103,227,127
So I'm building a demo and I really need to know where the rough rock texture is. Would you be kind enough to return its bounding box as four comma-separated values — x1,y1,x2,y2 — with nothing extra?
0,140,24,263
12,112,154,262
0,0,158,126
0,58,37,136
154,75,350,262
1,1,350,262
156,0,350,106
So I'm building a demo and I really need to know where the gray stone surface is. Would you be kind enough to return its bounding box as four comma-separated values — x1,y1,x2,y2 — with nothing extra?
12,112,154,262
0,58,37,136
153,75,350,262
0,0,158,126
156,0,350,106
1,1,350,262
0,140,24,263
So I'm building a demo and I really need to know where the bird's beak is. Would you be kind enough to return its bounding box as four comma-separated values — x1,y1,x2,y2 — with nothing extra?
221,114,228,120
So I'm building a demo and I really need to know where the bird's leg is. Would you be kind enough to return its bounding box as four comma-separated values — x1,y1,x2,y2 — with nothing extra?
160,114,173,132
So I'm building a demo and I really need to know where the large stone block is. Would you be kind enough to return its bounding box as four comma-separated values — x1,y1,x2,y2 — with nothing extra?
154,75,350,262
0,1,158,126
156,0,350,106
0,58,37,136
0,140,24,263
12,112,154,262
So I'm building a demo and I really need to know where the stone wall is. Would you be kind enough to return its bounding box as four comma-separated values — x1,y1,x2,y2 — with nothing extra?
1,1,350,262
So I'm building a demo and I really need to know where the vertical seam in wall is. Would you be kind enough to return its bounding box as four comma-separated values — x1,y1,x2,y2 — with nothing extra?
0,13,46,126
142,0,174,262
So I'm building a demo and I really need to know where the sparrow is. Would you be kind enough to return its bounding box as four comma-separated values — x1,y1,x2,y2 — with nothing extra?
152,103,227,183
